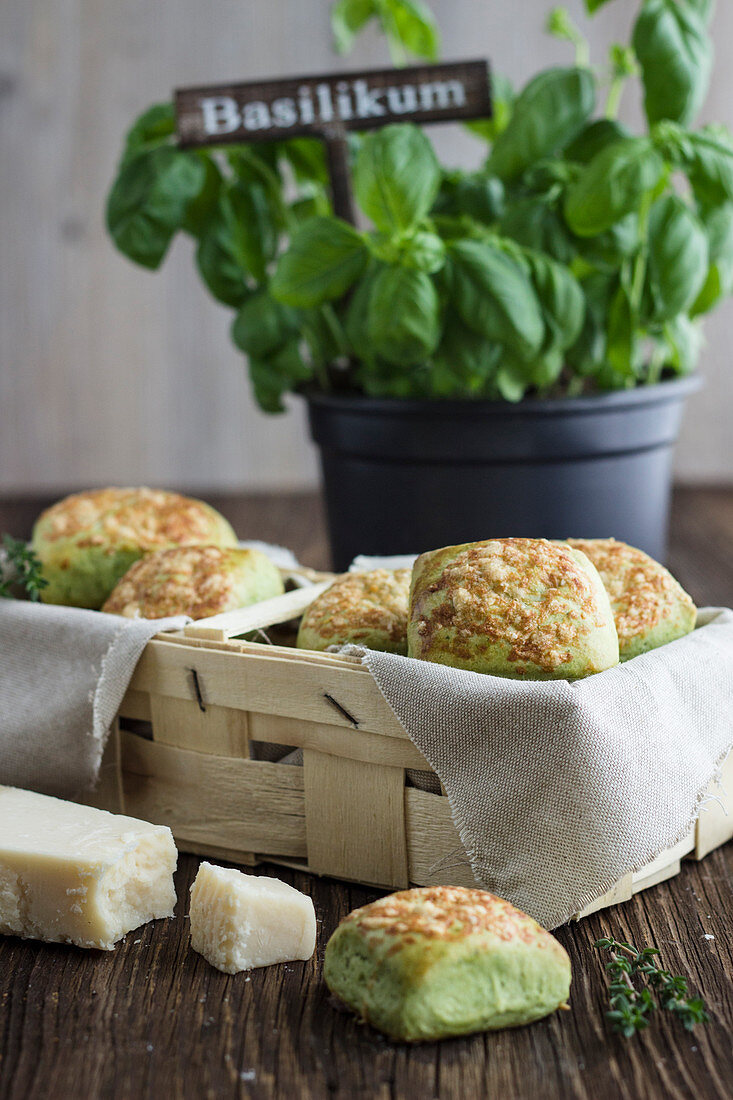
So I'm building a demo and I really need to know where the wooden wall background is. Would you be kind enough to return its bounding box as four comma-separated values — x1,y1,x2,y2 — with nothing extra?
1,0,732,493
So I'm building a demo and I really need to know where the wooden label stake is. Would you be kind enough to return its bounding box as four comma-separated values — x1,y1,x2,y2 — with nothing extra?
175,61,492,223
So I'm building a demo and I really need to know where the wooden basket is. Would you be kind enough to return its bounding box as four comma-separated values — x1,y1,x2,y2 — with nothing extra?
96,584,733,921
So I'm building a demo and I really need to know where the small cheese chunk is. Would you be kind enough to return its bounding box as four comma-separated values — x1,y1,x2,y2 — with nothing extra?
0,785,177,950
189,862,316,974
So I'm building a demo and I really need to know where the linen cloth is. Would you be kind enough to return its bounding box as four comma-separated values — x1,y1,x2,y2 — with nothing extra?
0,599,188,798
346,606,733,929
0,539,299,798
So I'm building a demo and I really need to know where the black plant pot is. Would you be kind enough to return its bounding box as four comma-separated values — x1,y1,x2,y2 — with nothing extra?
306,376,700,571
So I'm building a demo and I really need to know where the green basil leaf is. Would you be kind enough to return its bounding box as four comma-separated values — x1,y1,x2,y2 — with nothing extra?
344,267,378,355
228,142,281,180
573,213,638,270
433,173,505,224
367,266,440,365
685,0,715,21
663,314,703,373
382,0,441,61
487,67,596,182
226,147,285,226
182,156,222,236
606,284,637,377
499,199,576,265
465,73,514,145
355,125,440,233
524,252,585,352
690,263,724,315
222,181,278,283
564,137,665,236
271,216,367,307
195,214,251,306
279,138,329,186
564,118,631,164
331,0,377,54
566,272,614,376
301,305,348,367
248,341,312,414
399,231,446,274
231,292,300,358
584,0,617,11
529,347,565,389
496,360,529,402
690,203,733,314
121,103,176,166
632,0,712,126
106,146,206,269
354,357,422,398
450,240,545,359
647,194,708,320
432,316,502,394
566,313,604,377
289,192,332,224
684,128,733,206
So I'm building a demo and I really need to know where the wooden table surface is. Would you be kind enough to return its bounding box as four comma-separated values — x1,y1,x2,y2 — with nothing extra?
1,487,732,1100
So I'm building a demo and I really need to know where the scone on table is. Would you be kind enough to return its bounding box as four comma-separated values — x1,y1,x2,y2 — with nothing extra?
324,886,571,1042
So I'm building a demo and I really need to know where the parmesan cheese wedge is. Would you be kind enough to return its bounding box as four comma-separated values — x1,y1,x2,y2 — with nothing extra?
189,862,316,974
0,785,177,950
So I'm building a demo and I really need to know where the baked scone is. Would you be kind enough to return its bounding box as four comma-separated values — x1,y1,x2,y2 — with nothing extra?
408,537,619,679
323,886,571,1042
566,538,696,660
32,488,238,608
297,569,411,654
102,545,284,620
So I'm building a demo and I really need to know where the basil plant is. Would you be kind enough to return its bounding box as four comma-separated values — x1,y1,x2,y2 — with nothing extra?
106,0,733,409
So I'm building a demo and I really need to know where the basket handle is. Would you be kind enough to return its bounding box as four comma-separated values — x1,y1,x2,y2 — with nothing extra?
182,580,332,642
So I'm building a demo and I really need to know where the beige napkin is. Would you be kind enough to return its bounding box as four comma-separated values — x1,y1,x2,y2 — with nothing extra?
347,607,733,929
0,598,187,798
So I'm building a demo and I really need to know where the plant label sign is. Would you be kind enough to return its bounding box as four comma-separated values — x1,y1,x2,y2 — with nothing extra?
175,61,491,221
175,61,491,146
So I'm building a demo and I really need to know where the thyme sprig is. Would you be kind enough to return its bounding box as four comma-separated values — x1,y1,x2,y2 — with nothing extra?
595,937,709,1038
0,535,48,602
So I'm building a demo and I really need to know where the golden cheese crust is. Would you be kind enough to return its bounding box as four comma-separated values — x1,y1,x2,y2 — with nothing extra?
566,538,696,659
102,545,283,620
297,569,411,654
36,488,232,550
31,487,240,608
408,538,619,679
342,887,546,945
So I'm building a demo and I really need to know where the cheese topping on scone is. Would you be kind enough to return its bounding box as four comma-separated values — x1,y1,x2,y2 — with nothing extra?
297,568,411,654
102,545,283,620
566,537,696,659
408,537,619,679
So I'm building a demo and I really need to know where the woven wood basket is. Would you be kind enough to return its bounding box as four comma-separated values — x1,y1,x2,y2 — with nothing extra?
94,582,733,921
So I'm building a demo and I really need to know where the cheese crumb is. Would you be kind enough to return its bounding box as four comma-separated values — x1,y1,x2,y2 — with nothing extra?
189,863,316,974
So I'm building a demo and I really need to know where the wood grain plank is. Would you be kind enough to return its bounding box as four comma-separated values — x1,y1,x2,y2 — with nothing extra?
304,750,409,887
120,732,306,858
129,638,407,738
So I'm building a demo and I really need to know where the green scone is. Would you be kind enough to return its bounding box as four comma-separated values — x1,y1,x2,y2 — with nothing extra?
408,537,619,680
102,545,284,620
324,886,572,1042
566,538,697,660
297,569,411,654
32,487,238,609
